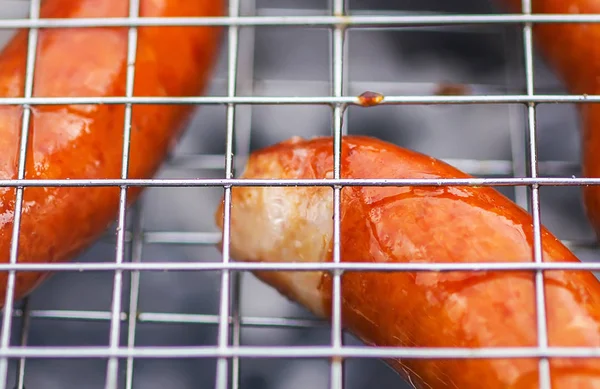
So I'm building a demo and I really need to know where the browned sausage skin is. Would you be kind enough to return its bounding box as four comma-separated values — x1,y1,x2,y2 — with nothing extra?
0,0,224,304
497,0,600,239
215,135,600,389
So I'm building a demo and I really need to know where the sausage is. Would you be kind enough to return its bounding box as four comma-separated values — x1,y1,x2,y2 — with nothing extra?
215,135,600,389
496,0,600,240
0,0,223,305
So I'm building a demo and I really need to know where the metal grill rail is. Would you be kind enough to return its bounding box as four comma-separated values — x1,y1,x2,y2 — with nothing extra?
0,0,597,389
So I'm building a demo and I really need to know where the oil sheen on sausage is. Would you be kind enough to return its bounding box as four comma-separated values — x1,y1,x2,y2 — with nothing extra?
215,135,600,389
497,0,600,241
0,0,223,304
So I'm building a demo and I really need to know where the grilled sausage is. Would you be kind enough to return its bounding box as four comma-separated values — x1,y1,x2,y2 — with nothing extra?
0,0,223,304
215,135,600,389
497,0,600,240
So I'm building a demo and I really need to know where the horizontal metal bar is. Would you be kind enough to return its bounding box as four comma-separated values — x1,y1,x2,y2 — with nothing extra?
98,231,221,246
0,177,599,188
10,310,326,329
0,345,596,359
0,94,596,106
0,261,600,273
12,310,127,322
138,312,325,329
143,232,221,245
1,14,600,29
98,231,219,246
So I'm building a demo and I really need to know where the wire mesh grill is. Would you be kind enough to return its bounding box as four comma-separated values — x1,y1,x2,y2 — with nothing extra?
0,0,598,388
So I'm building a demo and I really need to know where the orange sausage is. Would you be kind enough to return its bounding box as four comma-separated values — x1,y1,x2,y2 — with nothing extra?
497,0,600,240
215,135,600,389
0,0,223,304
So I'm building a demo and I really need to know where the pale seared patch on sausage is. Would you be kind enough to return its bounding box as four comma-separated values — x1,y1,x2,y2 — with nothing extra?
216,148,334,318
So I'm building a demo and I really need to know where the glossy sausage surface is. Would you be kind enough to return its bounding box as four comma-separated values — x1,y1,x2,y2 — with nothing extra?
216,135,600,389
497,0,600,239
0,0,223,304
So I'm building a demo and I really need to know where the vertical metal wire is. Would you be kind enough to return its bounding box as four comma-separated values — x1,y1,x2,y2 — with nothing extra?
105,1,141,388
215,0,242,387
229,272,242,389
330,0,347,388
520,0,552,387
229,0,258,388
13,299,29,389
124,201,145,389
0,1,40,388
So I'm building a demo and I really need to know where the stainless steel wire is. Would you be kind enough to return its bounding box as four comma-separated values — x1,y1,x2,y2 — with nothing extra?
9,309,326,329
104,1,141,388
0,344,596,359
3,260,600,273
330,0,347,386
13,298,28,389
519,0,551,387
215,0,242,387
1,260,600,273
228,1,258,388
0,1,598,389
124,202,144,389
0,1,40,388
3,13,600,29
0,93,598,105
1,176,600,188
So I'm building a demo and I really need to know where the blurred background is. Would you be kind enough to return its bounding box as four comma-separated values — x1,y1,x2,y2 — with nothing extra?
0,0,596,388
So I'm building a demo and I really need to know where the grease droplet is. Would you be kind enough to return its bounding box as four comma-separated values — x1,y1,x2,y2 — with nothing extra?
357,91,384,107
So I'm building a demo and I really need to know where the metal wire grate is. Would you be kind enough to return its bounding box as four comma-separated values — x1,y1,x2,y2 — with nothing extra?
0,0,598,388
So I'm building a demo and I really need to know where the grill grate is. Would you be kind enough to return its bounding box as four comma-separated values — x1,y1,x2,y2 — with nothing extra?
0,0,598,389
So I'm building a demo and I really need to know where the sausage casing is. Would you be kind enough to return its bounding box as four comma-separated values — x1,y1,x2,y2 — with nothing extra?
0,0,224,304
216,135,600,389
